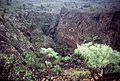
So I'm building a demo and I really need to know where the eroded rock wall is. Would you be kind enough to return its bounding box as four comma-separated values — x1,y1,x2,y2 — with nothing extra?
57,9,120,50
0,11,56,54
0,18,33,54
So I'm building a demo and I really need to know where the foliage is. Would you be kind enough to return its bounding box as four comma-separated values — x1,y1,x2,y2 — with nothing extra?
106,63,120,73
74,42,120,70
52,65,62,75
24,52,37,66
23,52,43,69
63,69,91,79
62,56,71,62
23,48,71,76
39,48,71,74
12,66,33,81
40,48,61,65
0,48,71,80
0,54,34,81
40,48,59,59
0,54,15,65
40,48,71,63
74,42,120,80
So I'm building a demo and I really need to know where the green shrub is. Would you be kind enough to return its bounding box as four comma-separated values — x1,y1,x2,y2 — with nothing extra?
74,42,120,80
0,54,15,64
40,48,61,65
24,52,37,66
75,42,120,69
23,51,45,69
52,65,62,75
40,48,71,75
0,47,72,80
22,48,71,76
40,48,71,64
0,54,15,80
12,66,33,81
62,56,71,62
63,69,91,79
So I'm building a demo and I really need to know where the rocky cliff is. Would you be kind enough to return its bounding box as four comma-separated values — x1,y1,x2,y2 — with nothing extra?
0,0,120,54
0,11,57,54
57,9,120,51
0,18,33,54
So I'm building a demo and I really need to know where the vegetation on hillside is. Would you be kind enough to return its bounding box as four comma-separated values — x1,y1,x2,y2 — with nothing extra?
0,42,120,80
74,42,120,80
0,0,120,80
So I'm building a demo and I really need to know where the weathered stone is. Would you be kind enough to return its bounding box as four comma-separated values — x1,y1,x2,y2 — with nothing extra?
57,9,120,50
31,29,55,50
0,10,58,54
0,18,33,54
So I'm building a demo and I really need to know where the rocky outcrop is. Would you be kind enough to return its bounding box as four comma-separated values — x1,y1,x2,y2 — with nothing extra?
13,11,59,38
0,11,56,54
0,18,33,54
1,1,120,55
57,9,120,50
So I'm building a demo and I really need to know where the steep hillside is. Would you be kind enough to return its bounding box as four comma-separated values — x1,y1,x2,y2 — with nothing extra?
0,0,120,81
57,9,120,51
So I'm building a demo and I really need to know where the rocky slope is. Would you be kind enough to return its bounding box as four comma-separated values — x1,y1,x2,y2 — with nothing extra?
0,11,58,54
0,18,33,54
57,8,120,51
0,0,120,81
0,0,120,54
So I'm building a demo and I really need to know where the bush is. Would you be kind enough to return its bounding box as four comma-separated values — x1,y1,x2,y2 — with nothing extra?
23,52,43,69
12,66,33,81
52,65,62,75
0,54,15,80
40,48,71,64
40,48,71,75
63,69,91,79
74,42,120,80
23,48,71,75
0,47,71,80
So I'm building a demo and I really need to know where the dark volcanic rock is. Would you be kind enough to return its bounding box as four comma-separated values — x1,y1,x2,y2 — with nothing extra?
57,9,120,50
15,11,59,39
0,11,56,54
0,18,33,54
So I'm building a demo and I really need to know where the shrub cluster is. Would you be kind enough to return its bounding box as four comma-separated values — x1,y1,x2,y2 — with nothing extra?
0,42,120,80
74,42,120,80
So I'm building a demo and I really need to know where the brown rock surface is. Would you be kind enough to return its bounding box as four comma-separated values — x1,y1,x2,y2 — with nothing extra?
0,11,56,54
57,9,120,50
0,18,33,54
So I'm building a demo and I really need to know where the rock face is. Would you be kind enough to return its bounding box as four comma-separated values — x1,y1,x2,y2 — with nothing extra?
0,0,120,54
57,9,120,50
0,18,33,54
0,11,56,54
